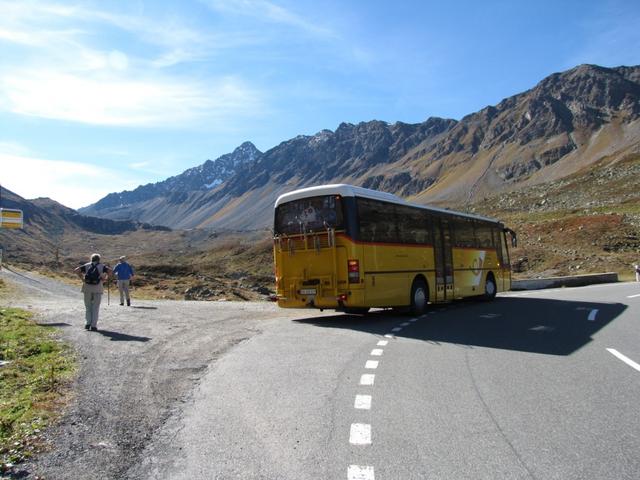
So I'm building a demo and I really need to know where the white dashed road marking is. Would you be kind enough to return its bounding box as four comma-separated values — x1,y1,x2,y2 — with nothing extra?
349,423,372,445
587,309,598,321
354,395,372,410
348,465,375,480
349,317,424,478
529,325,555,332
360,374,375,385
627,293,640,298
607,348,640,373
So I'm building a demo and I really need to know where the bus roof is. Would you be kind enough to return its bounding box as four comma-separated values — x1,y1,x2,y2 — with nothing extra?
274,184,502,225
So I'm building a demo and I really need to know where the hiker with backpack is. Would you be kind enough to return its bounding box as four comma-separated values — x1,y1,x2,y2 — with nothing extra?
74,253,111,331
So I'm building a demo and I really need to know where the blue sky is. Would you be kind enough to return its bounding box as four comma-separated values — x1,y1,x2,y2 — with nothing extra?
1,0,639,209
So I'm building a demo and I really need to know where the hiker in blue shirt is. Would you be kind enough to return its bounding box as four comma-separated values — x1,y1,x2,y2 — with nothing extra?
113,256,135,306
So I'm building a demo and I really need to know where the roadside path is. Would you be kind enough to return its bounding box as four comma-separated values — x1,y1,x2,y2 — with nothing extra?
1,268,317,480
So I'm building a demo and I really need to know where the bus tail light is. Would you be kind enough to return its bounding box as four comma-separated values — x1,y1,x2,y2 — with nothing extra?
347,259,360,283
337,293,348,302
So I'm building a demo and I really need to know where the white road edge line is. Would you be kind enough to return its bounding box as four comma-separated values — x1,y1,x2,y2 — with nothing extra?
354,394,372,410
360,374,375,385
349,423,372,444
365,360,379,369
627,293,640,298
587,309,598,321
348,465,375,480
370,349,383,356
607,348,640,373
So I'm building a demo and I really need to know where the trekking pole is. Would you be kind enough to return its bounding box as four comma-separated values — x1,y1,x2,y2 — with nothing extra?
107,274,110,305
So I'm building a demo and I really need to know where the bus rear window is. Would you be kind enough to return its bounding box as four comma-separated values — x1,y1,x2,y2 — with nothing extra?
275,195,344,235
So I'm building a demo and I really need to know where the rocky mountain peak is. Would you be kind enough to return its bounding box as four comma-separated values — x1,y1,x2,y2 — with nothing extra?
79,142,263,214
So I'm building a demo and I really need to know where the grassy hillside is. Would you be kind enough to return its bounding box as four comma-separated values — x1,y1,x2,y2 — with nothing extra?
0,293,76,469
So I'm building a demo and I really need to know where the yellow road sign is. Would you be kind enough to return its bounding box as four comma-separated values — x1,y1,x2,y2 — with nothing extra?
0,208,24,229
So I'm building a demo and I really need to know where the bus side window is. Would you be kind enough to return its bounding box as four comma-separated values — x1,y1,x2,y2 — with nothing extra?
475,222,493,248
397,205,425,244
424,212,434,245
454,217,475,248
358,198,397,243
357,198,372,241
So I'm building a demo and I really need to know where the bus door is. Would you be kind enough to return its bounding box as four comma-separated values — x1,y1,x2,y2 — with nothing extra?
497,229,513,291
433,218,454,302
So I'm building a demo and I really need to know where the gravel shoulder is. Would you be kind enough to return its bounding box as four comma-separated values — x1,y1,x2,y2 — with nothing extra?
0,267,304,480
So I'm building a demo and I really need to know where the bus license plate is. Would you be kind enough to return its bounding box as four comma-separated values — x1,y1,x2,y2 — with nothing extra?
300,288,317,295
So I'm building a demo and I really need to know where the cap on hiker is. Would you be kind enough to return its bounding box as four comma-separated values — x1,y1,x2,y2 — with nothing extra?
91,253,101,262
119,256,126,260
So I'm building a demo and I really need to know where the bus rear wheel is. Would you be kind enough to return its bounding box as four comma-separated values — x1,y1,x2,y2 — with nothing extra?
484,274,497,300
410,278,428,316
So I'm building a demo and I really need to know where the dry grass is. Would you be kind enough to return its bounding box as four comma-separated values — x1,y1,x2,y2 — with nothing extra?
467,153,640,279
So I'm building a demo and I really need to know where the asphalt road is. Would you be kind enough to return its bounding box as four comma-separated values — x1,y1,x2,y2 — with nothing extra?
3,269,640,479
129,281,640,480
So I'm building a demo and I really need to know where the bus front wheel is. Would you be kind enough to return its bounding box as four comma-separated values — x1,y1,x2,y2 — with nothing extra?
410,278,428,316
484,274,497,300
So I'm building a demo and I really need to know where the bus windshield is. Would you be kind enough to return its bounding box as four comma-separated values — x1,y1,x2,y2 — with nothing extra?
275,195,344,235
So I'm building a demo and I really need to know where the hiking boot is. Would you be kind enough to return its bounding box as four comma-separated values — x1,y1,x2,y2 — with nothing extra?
127,300,131,306
120,302,124,306
84,324,90,330
90,327,98,331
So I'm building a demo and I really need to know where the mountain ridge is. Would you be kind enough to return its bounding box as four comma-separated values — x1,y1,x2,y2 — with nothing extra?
81,63,640,230
79,141,262,220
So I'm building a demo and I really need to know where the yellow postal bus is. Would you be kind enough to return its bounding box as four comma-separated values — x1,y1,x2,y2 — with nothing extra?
273,184,516,314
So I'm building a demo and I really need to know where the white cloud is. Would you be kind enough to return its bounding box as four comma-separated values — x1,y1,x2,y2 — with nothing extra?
0,69,263,127
0,141,31,156
0,1,225,65
128,161,152,170
0,1,267,127
202,0,335,37
108,50,129,71
0,151,138,209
